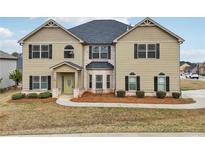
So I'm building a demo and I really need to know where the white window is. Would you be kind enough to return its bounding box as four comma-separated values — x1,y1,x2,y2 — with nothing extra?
32,76,48,90
41,45,49,58
32,45,40,58
148,44,156,58
32,76,40,89
138,44,157,58
101,46,109,59
64,45,74,58
41,76,48,89
92,46,100,59
92,46,109,59
158,76,166,91
96,75,103,89
32,45,49,59
128,76,137,90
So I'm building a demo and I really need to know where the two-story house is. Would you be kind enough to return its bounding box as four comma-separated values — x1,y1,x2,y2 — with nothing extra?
18,17,184,98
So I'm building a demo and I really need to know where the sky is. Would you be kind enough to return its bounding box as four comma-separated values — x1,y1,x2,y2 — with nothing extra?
0,17,205,63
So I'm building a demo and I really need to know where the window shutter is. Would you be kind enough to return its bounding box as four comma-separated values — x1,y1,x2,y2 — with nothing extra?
108,46,111,59
29,76,33,90
29,44,32,59
49,44,52,59
156,43,160,59
89,46,92,59
137,76,140,91
166,76,170,91
125,76,128,91
48,76,51,90
154,76,158,91
134,44,138,59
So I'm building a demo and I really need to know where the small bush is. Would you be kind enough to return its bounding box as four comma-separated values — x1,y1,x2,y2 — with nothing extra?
136,91,145,98
172,92,181,99
0,88,6,93
27,93,38,98
38,92,52,99
156,91,166,99
116,90,126,97
12,93,25,100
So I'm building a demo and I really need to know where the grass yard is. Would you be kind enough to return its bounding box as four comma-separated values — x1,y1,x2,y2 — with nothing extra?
181,79,205,90
0,98,205,135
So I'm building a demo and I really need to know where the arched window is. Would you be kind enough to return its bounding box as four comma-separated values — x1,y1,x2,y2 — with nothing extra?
64,45,74,58
156,72,166,91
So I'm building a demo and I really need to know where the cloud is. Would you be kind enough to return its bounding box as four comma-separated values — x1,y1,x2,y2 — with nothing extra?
50,17,131,25
0,40,21,53
181,49,205,63
0,27,13,37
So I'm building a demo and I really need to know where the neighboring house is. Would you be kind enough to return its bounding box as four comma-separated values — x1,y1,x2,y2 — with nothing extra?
0,50,17,89
192,62,205,75
17,53,23,72
180,63,190,74
18,17,184,98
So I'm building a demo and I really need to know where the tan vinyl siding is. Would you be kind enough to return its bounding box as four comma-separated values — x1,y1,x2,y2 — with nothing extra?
116,26,180,92
22,27,83,91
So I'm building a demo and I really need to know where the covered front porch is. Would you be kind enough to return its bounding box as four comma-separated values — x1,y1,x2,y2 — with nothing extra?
50,61,83,98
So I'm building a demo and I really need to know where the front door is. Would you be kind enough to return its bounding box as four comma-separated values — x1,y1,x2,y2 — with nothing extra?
63,75,75,94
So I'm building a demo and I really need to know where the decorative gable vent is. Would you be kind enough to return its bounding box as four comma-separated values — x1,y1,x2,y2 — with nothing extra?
45,21,58,27
140,19,154,27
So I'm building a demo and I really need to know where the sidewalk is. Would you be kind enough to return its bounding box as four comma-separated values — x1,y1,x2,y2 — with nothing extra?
56,90,205,109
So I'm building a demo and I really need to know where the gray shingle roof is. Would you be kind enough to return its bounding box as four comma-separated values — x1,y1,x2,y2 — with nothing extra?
0,50,17,60
69,20,131,44
86,62,114,70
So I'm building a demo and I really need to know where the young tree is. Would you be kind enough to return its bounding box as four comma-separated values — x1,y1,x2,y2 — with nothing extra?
9,69,22,87
0,78,2,83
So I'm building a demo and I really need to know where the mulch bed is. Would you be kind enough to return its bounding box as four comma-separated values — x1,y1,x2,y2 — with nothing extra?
7,98,57,103
71,92,194,104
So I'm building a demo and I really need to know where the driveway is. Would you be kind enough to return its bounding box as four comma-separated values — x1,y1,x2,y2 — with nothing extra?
56,89,205,109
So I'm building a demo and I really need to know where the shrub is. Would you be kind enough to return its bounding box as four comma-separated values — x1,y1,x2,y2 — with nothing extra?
156,91,166,99
116,90,126,97
38,92,52,99
12,93,25,100
0,88,6,93
27,93,38,98
136,91,145,98
172,92,181,99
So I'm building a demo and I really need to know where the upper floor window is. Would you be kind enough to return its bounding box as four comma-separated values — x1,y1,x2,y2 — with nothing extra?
135,43,159,59
29,44,51,59
89,46,110,59
64,45,74,58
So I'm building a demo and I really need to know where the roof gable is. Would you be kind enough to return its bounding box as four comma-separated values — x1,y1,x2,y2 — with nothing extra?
0,50,17,60
114,17,184,43
18,19,84,44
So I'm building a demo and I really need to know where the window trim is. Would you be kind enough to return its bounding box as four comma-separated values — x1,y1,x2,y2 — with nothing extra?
128,75,137,91
31,44,49,59
95,75,103,89
137,43,157,59
157,75,166,91
91,45,109,59
32,75,48,90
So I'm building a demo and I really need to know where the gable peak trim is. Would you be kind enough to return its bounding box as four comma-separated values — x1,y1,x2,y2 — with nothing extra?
18,19,84,45
113,17,185,44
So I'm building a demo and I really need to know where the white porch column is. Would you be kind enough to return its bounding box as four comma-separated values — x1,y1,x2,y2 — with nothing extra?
75,71,78,88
